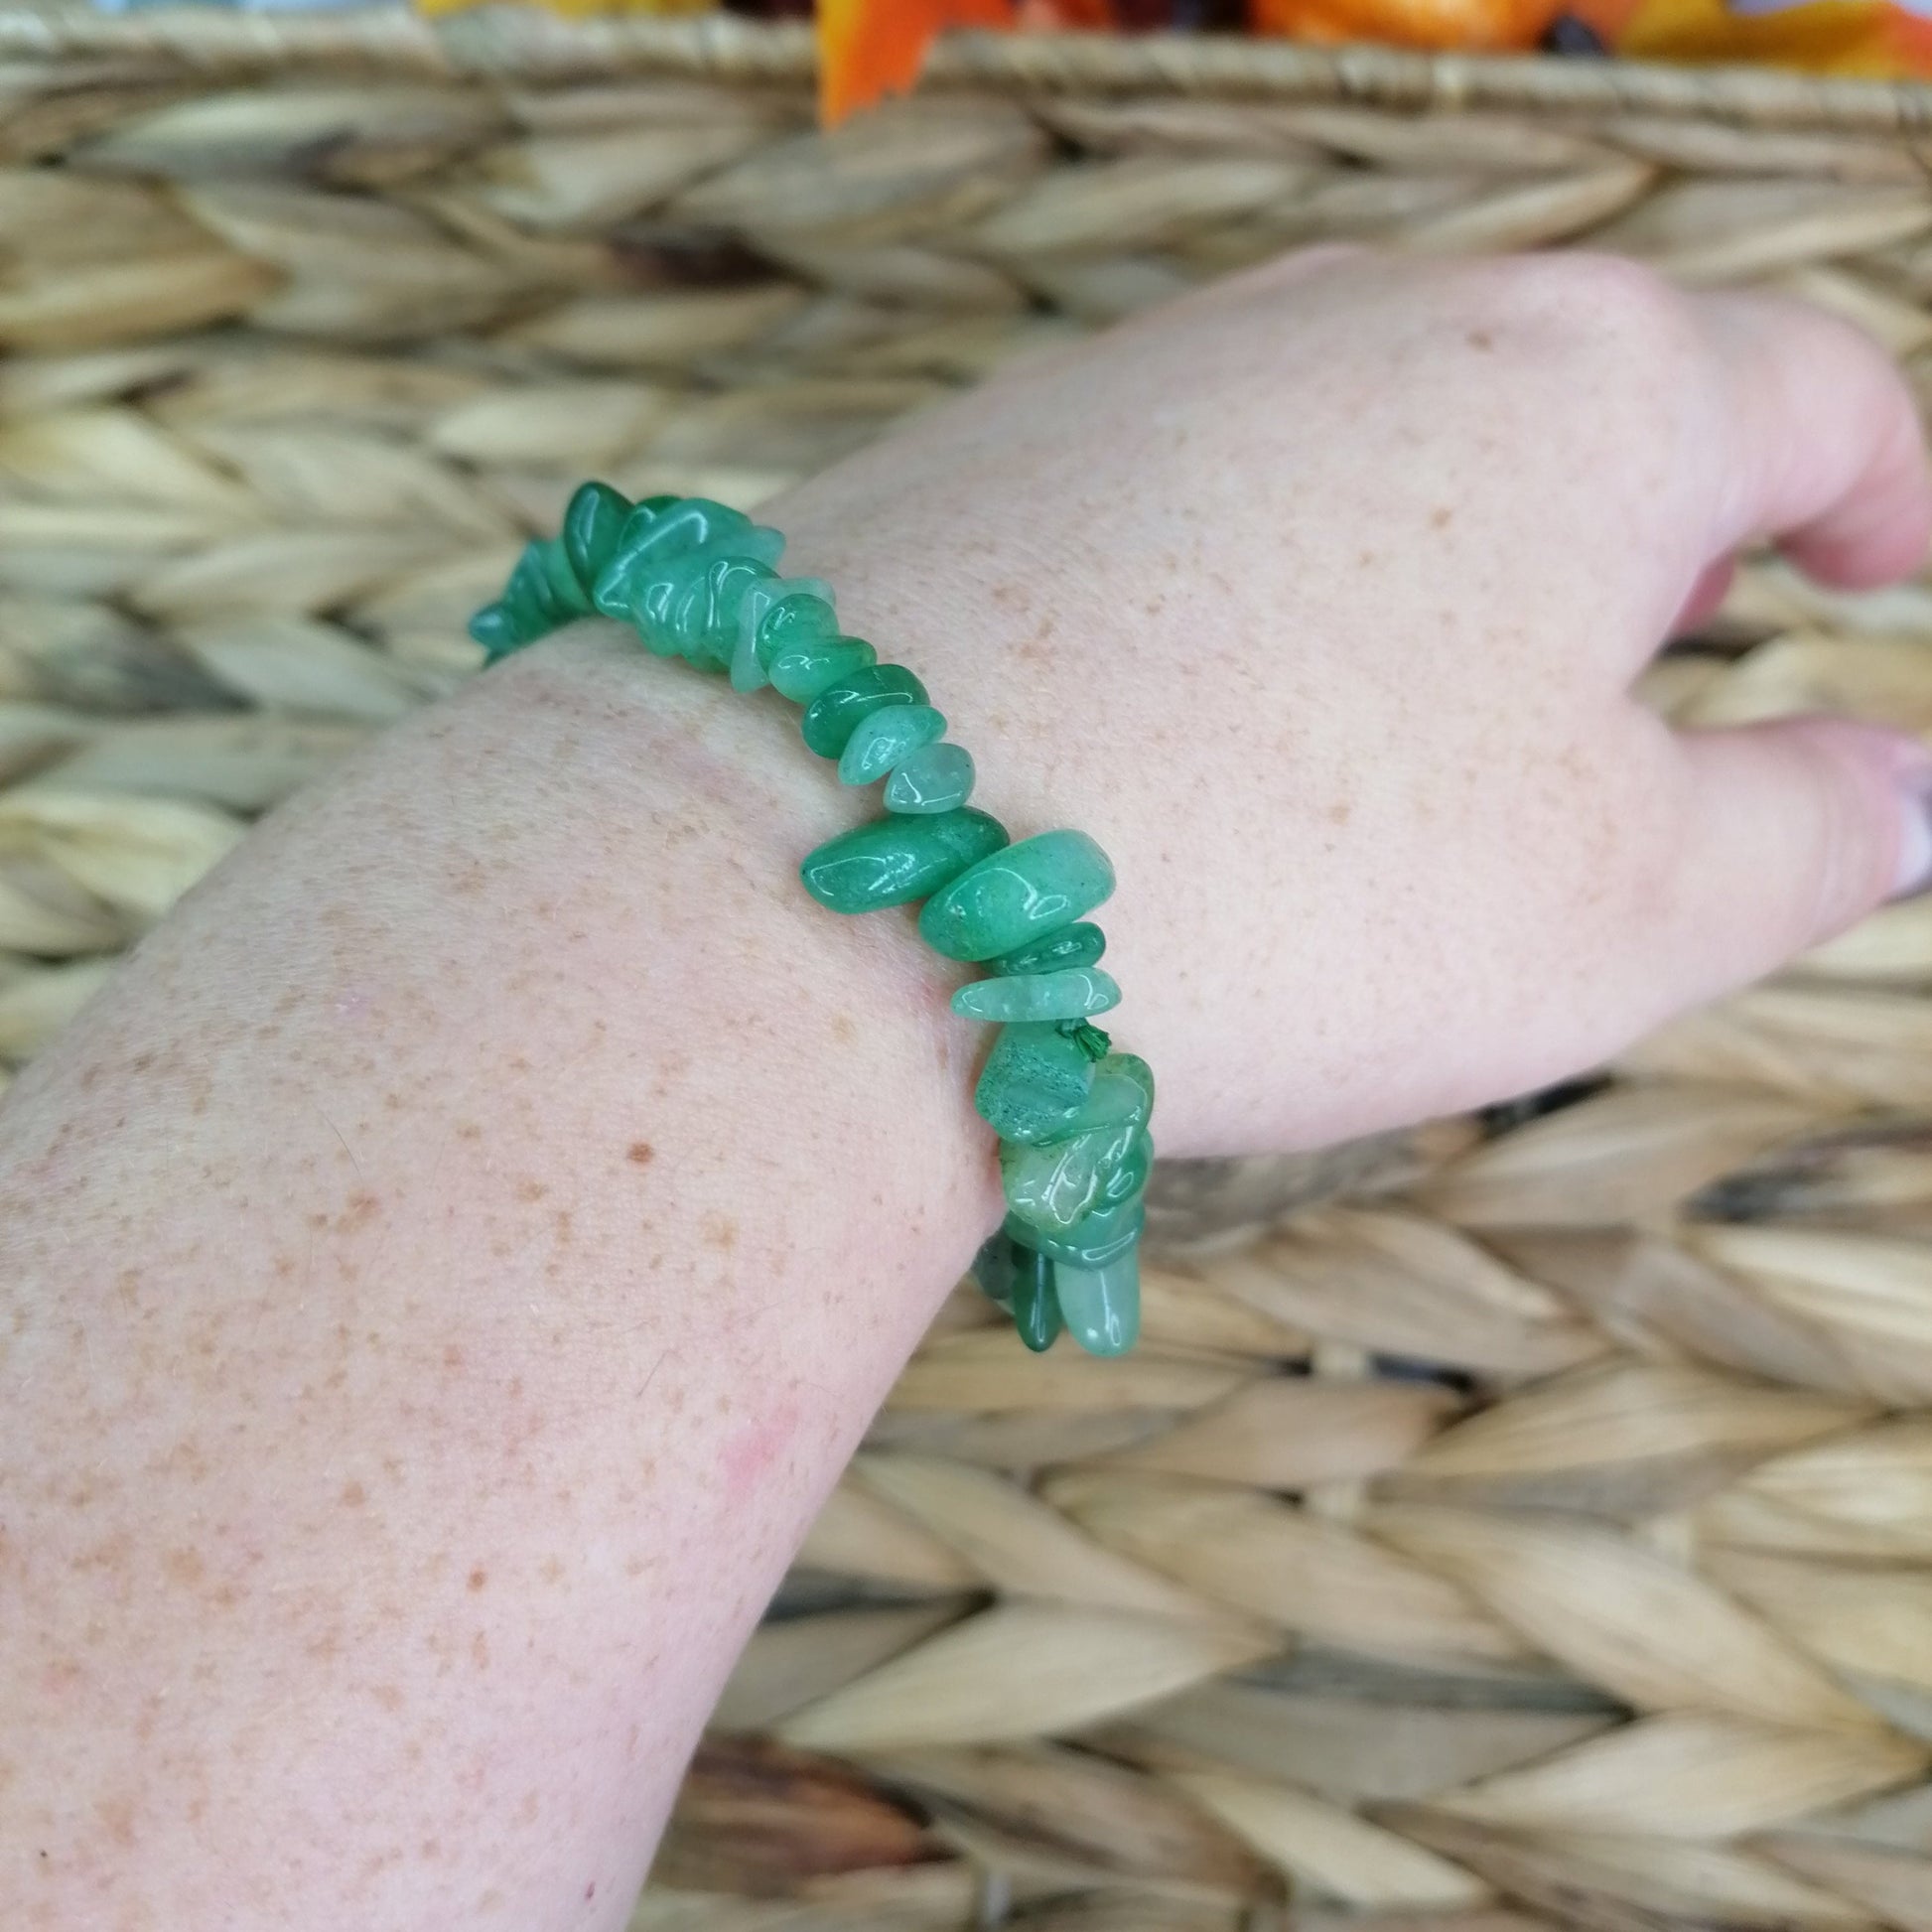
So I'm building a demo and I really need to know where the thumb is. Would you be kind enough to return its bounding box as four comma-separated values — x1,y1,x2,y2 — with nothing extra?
1665,715,1932,998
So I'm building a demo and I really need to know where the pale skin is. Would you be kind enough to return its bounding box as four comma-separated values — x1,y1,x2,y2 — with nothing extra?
5,248,1932,1927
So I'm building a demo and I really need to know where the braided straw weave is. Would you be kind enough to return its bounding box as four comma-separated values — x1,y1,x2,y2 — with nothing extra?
15,10,1932,1924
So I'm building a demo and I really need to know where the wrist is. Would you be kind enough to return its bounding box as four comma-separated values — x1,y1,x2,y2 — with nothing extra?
480,623,1004,1307
470,485,1168,1357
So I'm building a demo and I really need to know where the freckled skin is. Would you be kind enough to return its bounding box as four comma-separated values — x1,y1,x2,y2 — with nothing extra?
0,618,991,1932
5,251,1932,1931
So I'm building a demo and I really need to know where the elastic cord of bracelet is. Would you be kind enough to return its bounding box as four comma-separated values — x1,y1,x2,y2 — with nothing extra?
472,483,1155,1357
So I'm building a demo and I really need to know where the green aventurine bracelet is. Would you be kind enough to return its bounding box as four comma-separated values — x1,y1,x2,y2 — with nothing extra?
471,485,1154,1357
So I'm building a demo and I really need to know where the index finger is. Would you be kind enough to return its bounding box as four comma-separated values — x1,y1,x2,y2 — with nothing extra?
1694,287,1932,591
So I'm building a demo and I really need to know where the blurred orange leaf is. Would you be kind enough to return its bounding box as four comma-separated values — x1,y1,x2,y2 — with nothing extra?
1251,0,1555,47
1615,0,1932,72
820,0,1019,123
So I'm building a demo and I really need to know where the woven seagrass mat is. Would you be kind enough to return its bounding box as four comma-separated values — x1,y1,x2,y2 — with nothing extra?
13,11,1932,1925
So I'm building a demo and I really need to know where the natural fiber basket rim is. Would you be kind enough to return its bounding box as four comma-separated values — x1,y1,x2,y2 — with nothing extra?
6,0,1932,133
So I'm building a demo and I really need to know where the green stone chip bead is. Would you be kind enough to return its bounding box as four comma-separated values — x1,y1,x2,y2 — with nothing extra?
918,830,1117,963
541,532,595,617
588,496,685,621
800,807,1009,915
1007,1189,1145,1269
504,541,568,632
697,558,780,668
1010,1244,1062,1353
472,493,715,663
768,632,876,705
990,922,1106,977
800,664,928,759
885,742,974,815
468,601,523,661
1002,1128,1105,1235
953,967,1120,1024
591,497,781,629
1078,1053,1155,1135
971,1231,1021,1309
635,551,776,666
1101,1127,1153,1207
839,704,945,786
975,1022,1094,1144
636,496,779,572
1055,1248,1140,1357
561,482,630,596
698,558,778,670
478,542,572,655
1000,1056,1151,1234
732,577,832,692
757,587,839,655
1110,1050,1156,1120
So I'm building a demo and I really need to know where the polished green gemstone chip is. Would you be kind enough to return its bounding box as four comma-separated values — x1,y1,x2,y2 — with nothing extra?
799,808,1009,914
975,1022,1094,1144
768,633,876,704
999,1054,1151,1235
561,482,630,595
732,578,832,692
1010,1244,1062,1353
1008,1187,1145,1269
839,705,946,787
1055,1249,1140,1357
971,1231,1020,1308
800,664,929,759
918,830,1116,963
885,742,975,815
953,967,1120,1024
990,922,1106,976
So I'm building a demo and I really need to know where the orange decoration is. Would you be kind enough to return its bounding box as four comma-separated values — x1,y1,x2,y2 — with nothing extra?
1894,9,1932,69
1251,0,1556,47
1018,0,1123,22
819,0,1019,123
1614,0,1932,72
1566,0,1643,41
418,0,1932,105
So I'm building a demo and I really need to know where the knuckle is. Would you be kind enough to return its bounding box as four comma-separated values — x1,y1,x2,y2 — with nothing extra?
1459,252,1701,374
1447,255,1711,512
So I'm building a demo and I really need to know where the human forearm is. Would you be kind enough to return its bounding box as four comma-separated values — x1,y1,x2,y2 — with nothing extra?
11,243,1932,1931
0,625,997,1927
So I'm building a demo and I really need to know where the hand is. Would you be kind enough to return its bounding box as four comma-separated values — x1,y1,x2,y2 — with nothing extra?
769,247,1932,1156
10,248,1931,1927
